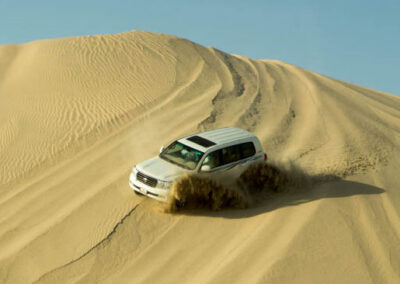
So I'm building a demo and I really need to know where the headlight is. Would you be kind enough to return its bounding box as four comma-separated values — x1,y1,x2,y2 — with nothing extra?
158,180,172,189
133,166,138,174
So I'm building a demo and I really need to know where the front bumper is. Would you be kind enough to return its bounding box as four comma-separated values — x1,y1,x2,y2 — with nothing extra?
129,172,169,202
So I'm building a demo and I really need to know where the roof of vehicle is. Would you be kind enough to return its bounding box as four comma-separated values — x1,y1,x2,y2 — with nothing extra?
179,127,256,152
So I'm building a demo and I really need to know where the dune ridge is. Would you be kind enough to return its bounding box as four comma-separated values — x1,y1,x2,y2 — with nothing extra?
0,30,399,283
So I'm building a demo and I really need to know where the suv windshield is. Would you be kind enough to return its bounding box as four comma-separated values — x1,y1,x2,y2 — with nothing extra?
159,141,204,170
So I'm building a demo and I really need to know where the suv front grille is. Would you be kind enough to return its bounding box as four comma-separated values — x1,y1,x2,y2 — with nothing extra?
136,171,157,187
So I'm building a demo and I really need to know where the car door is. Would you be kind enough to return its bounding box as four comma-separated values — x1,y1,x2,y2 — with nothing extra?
224,142,259,179
200,144,243,187
237,142,258,168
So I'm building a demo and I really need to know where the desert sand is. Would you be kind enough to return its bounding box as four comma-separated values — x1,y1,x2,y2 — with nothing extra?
0,30,399,283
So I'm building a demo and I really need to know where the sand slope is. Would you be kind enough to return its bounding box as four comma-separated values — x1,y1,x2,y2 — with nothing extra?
0,31,399,283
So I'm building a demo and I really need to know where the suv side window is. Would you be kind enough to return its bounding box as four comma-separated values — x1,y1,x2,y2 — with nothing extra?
240,142,256,159
202,145,240,169
202,150,221,169
221,145,241,165
202,142,256,170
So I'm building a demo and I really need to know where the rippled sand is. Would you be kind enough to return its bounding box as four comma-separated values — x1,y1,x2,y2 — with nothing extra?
0,31,399,283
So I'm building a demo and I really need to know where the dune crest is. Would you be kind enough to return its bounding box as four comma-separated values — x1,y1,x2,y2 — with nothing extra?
0,31,399,283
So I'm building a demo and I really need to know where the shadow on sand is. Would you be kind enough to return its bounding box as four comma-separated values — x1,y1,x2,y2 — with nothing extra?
207,179,384,219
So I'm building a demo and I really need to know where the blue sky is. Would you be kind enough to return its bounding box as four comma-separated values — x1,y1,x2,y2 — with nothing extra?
1,0,399,95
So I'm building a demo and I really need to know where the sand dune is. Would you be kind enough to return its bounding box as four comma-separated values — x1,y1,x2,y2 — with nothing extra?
0,30,399,283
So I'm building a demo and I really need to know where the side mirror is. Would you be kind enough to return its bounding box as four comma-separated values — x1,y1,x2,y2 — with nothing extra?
159,146,165,154
201,165,211,172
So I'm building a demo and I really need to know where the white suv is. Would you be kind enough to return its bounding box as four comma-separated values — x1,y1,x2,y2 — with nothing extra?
129,127,267,202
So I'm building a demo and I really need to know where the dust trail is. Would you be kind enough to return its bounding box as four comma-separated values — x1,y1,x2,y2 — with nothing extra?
165,161,317,212
240,160,313,192
165,173,247,212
